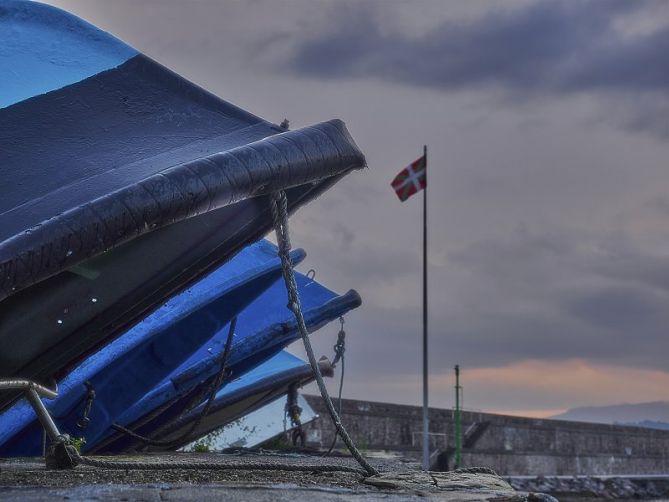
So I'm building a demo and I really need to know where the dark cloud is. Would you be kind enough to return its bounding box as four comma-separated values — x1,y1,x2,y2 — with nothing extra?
562,285,669,336
612,95,669,139
590,252,669,295
303,222,669,380
284,1,666,93
646,196,669,216
439,226,669,370
280,0,668,137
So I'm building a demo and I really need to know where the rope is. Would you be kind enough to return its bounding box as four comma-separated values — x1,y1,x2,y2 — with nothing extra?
50,433,365,475
76,381,96,430
70,448,365,475
453,466,498,475
49,433,364,474
331,317,346,367
269,190,379,477
111,317,238,448
325,318,346,456
285,384,305,447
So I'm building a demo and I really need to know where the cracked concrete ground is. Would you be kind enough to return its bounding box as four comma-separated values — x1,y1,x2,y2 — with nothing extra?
0,452,553,501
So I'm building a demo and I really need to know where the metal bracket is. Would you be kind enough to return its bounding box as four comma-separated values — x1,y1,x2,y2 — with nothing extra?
285,384,305,447
0,379,77,469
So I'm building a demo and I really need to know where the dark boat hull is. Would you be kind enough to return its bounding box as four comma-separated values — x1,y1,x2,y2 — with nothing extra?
0,1,365,410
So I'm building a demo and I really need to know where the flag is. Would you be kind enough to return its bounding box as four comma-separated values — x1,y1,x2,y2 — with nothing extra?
391,155,426,202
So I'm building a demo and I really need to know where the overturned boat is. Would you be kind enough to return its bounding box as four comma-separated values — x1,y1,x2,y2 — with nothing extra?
93,272,360,453
0,0,365,411
0,240,304,456
152,350,333,451
182,386,320,452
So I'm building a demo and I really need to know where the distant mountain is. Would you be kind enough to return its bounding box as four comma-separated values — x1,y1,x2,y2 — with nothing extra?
631,420,669,431
551,401,669,430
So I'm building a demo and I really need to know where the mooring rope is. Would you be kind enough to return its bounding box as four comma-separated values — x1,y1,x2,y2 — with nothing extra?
110,317,238,448
68,446,365,475
269,190,379,476
324,318,346,456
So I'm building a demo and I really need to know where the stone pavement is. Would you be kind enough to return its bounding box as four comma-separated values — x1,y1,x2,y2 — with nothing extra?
0,452,554,501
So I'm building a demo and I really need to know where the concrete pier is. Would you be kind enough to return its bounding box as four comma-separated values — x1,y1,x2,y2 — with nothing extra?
303,396,669,475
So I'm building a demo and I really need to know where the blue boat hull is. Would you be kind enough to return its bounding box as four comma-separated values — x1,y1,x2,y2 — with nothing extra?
93,277,360,453
150,351,333,451
0,240,304,456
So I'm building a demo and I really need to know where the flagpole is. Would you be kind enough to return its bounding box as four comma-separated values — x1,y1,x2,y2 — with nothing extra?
422,144,429,471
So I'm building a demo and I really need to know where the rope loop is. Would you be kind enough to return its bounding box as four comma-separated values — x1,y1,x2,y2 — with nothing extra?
331,318,346,367
76,381,96,430
285,384,305,447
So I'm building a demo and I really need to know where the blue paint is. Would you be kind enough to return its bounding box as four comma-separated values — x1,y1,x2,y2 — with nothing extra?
215,351,308,397
0,240,305,456
0,0,137,108
93,277,360,453
167,350,318,446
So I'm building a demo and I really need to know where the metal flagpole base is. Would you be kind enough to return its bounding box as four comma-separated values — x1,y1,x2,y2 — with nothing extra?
0,379,78,469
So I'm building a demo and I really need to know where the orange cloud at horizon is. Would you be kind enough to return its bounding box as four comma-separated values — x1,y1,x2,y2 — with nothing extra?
486,408,568,419
306,359,669,419
429,359,669,418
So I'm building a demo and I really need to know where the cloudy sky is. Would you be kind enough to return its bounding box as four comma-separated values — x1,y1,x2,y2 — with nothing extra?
45,0,669,417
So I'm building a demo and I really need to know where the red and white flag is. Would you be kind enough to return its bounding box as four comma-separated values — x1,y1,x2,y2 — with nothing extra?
391,155,426,202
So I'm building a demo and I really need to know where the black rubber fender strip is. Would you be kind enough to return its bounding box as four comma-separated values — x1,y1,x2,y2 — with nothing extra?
0,120,365,301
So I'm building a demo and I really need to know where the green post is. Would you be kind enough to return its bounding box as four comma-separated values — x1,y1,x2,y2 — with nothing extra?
454,365,462,468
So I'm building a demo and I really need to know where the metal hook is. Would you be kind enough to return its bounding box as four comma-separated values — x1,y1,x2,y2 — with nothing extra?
306,269,316,281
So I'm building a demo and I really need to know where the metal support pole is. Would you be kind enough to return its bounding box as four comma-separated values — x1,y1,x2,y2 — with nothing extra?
0,379,58,399
0,379,81,469
0,379,61,441
25,388,61,441
454,365,462,468
422,144,429,471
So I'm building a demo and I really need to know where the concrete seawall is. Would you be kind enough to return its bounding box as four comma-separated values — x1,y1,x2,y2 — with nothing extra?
302,395,669,475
